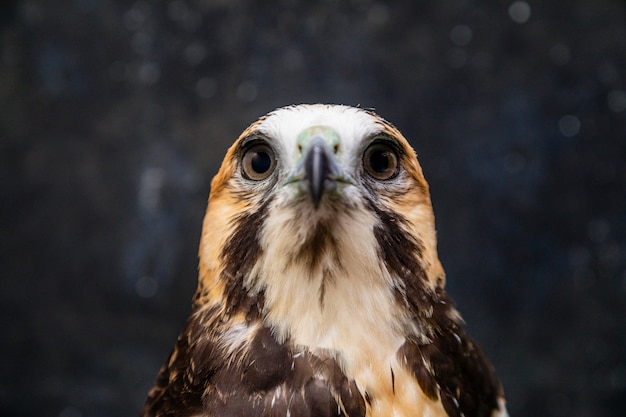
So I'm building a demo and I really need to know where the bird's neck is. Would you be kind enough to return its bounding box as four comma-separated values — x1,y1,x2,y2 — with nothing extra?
246,208,416,372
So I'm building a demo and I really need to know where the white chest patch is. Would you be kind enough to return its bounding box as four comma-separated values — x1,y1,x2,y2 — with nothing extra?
248,197,409,381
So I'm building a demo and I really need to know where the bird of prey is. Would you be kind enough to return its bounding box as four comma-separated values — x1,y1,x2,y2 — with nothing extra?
142,104,508,417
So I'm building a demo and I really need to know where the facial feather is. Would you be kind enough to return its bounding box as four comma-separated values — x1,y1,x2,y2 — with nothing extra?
198,104,441,309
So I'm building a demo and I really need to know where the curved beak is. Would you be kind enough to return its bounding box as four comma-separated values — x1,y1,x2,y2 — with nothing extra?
304,137,341,209
284,126,356,209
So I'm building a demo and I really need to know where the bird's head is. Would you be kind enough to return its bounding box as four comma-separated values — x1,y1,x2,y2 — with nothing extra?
195,104,446,343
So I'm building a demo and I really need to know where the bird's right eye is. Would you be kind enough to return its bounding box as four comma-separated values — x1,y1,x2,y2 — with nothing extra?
241,144,276,180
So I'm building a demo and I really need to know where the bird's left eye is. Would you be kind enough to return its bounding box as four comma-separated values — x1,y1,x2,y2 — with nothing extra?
363,142,399,180
242,144,276,180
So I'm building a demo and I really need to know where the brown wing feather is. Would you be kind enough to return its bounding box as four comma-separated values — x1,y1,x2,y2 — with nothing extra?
142,307,366,417
142,307,221,416
399,289,504,417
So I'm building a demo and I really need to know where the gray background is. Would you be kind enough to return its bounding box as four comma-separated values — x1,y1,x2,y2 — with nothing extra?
1,0,624,416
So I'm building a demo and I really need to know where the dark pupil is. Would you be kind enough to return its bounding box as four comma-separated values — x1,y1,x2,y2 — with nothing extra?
251,151,271,173
370,150,390,173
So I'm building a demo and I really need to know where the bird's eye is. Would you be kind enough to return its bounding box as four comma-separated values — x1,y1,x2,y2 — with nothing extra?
363,142,399,180
242,144,276,180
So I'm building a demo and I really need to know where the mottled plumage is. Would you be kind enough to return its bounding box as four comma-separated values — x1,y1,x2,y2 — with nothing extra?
142,104,507,417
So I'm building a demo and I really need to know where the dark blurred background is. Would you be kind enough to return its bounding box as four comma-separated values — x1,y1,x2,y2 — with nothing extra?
1,0,625,416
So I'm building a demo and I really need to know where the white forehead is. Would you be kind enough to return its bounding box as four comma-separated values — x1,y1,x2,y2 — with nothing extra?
256,104,384,152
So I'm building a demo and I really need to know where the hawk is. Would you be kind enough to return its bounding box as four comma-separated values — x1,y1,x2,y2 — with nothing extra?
142,104,508,417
